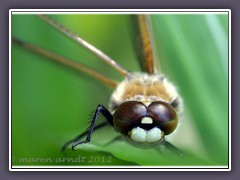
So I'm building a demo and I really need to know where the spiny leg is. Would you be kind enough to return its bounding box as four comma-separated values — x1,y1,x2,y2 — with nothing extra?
71,104,113,151
61,122,108,153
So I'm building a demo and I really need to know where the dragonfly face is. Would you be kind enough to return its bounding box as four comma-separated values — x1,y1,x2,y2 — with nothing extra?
110,73,179,143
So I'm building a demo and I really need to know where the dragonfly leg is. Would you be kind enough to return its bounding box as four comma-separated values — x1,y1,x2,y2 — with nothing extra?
61,122,108,153
71,104,113,151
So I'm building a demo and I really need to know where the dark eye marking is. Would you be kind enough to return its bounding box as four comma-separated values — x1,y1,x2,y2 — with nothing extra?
147,101,178,135
112,101,147,135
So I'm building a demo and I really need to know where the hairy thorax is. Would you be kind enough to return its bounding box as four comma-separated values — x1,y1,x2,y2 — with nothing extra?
109,73,181,112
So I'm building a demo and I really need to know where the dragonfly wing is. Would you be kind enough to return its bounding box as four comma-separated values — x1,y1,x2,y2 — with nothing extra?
131,15,159,74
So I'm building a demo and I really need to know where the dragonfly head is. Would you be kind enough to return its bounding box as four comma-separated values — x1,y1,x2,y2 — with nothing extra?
112,101,178,143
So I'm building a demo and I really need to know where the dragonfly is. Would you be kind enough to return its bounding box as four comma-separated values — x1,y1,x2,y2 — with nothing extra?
12,14,183,157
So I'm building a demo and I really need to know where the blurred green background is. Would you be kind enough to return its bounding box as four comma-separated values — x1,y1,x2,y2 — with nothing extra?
11,13,229,167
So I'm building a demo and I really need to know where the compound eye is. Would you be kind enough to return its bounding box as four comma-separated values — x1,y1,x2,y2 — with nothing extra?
113,101,146,135
148,101,178,135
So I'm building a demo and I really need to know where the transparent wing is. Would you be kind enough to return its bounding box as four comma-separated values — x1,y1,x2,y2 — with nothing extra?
131,15,158,74
12,37,118,88
38,15,129,76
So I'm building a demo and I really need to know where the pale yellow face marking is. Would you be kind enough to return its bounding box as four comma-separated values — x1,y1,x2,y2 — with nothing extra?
141,117,153,124
129,127,146,142
129,127,163,143
145,127,163,142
